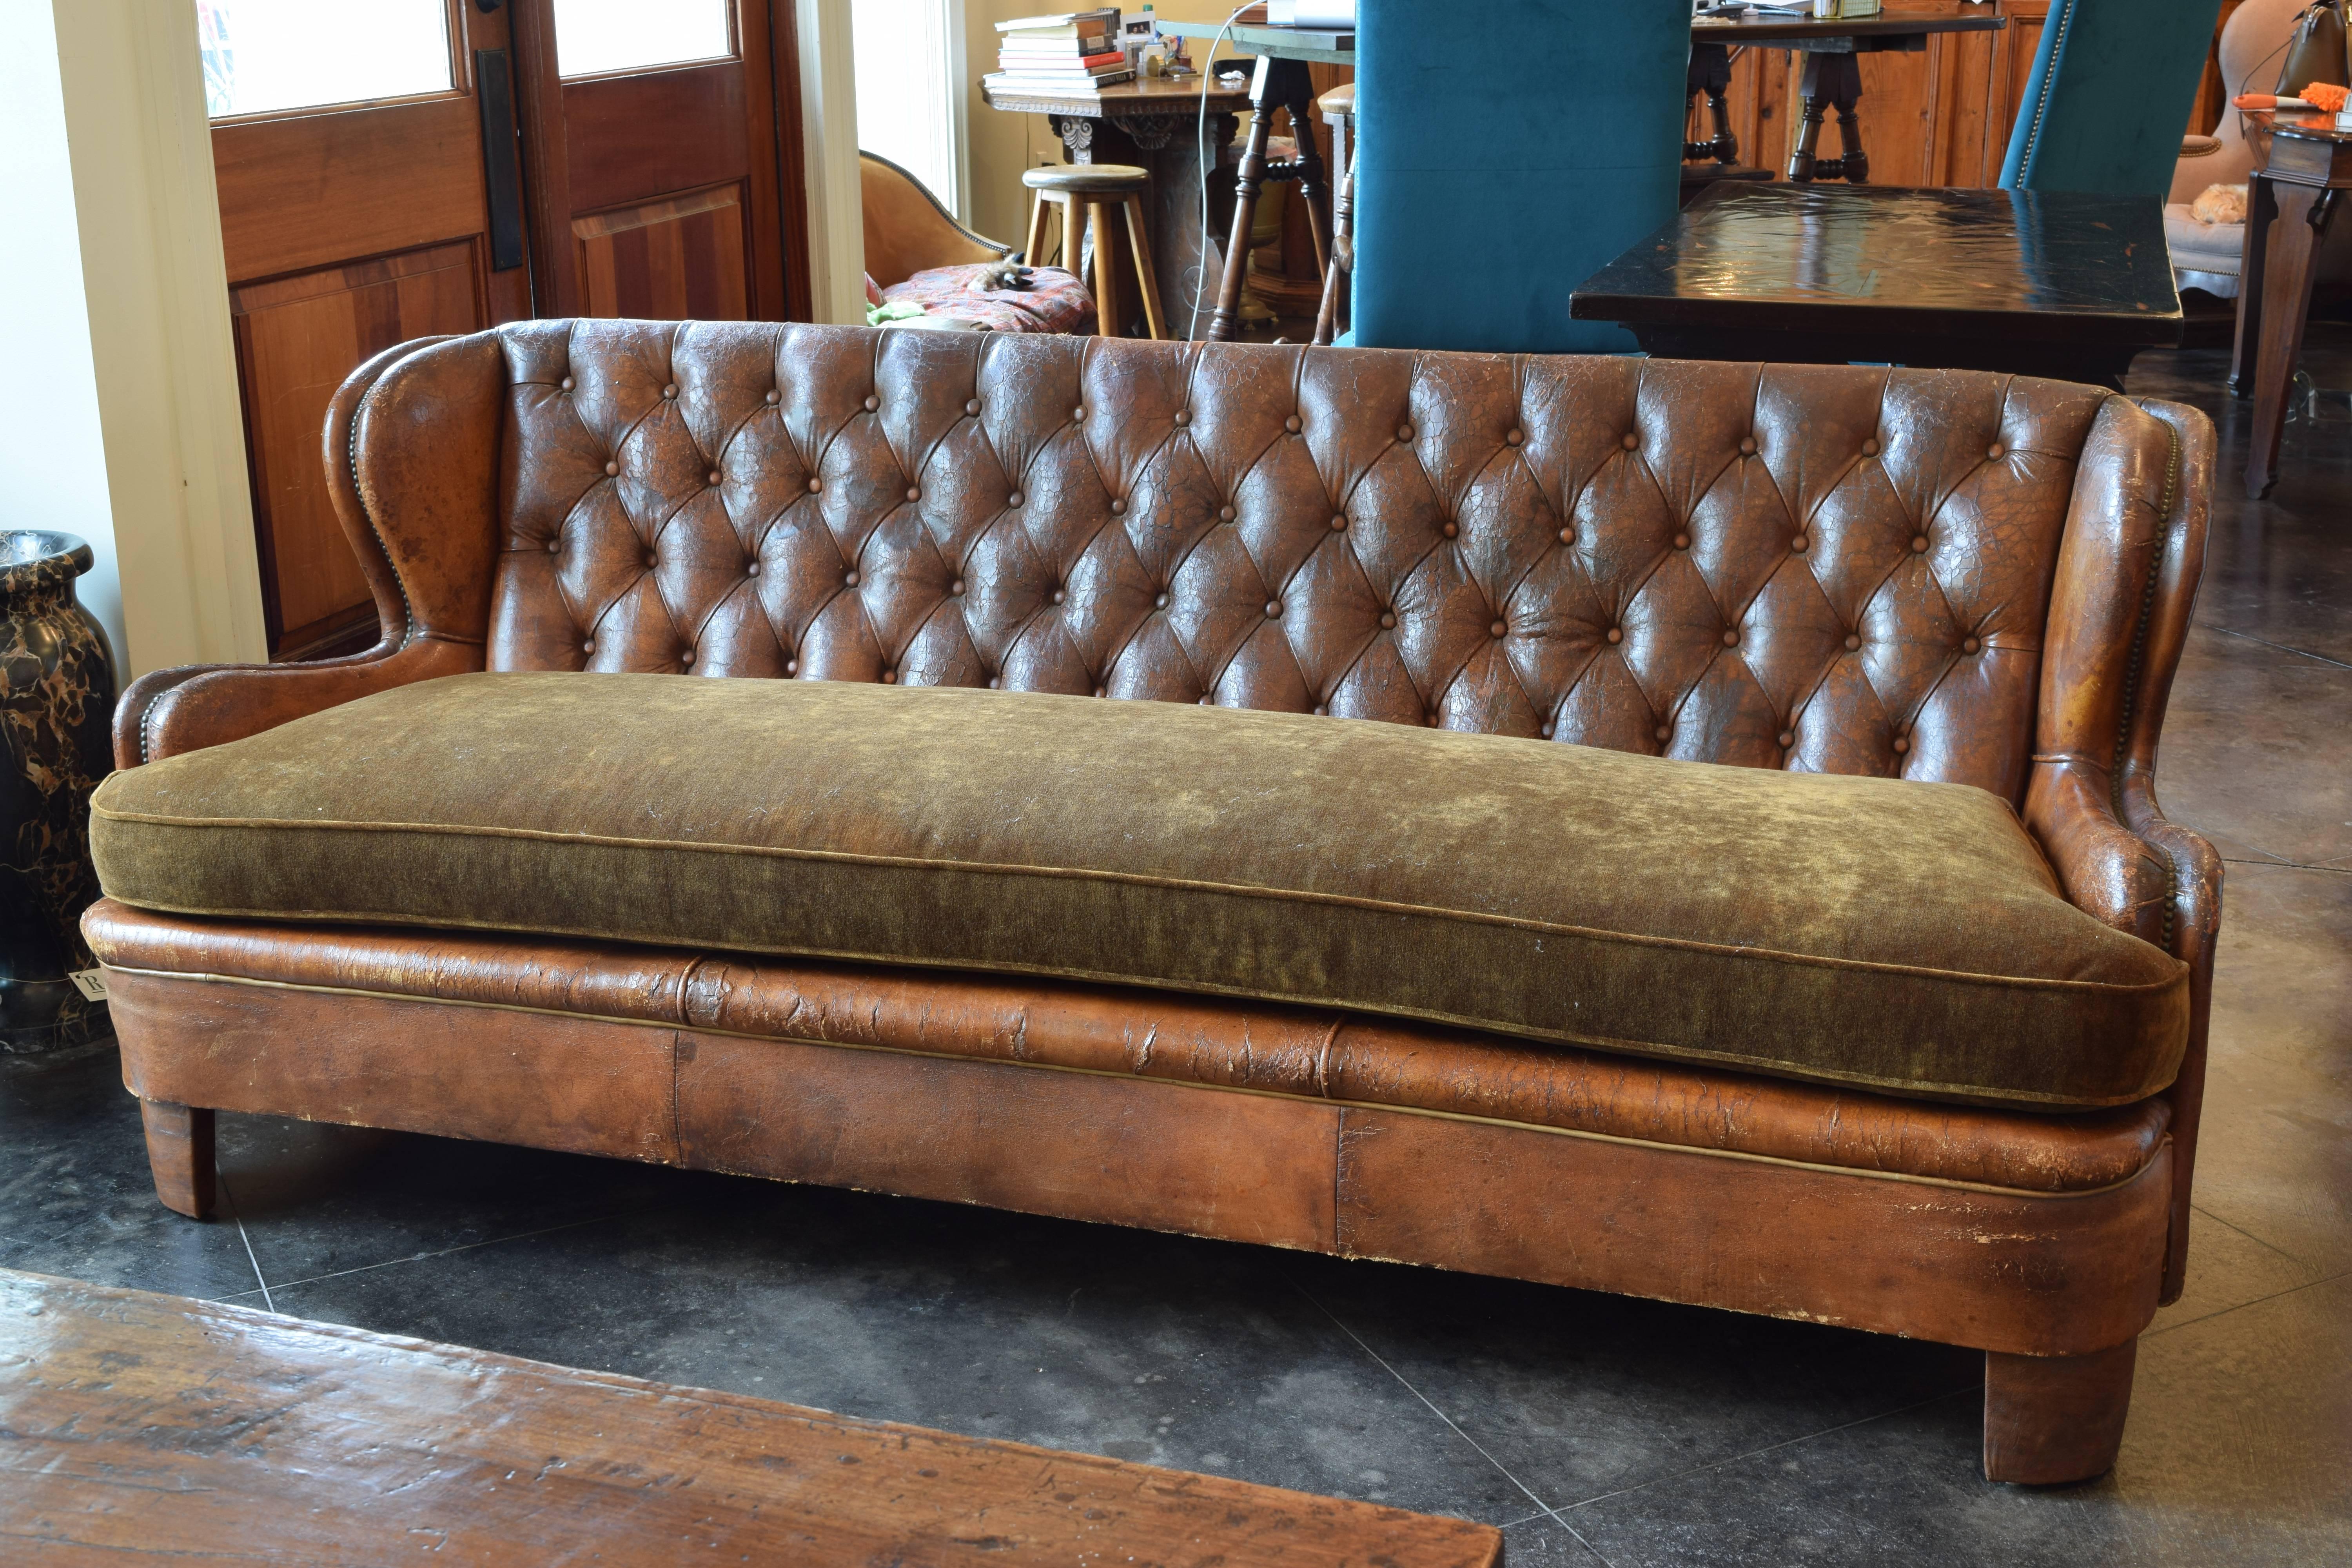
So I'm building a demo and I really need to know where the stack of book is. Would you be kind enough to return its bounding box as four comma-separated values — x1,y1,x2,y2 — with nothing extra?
986,9,1131,96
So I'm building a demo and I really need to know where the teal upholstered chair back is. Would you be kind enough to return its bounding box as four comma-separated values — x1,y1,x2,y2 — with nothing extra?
2002,0,2225,196
1350,0,1687,352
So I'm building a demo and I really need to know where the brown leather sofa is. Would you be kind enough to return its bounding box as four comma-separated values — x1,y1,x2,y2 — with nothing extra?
83,323,2219,1485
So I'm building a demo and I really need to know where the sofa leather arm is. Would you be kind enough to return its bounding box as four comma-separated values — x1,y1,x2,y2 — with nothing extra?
2024,757,2172,945
112,329,510,768
114,639,481,768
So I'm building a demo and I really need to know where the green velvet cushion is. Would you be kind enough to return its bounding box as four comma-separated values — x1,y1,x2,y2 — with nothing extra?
89,673,2187,1108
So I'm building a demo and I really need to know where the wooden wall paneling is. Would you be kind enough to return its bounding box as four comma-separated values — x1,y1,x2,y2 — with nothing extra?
770,0,817,321
573,185,753,319
2192,0,2250,135
230,243,484,656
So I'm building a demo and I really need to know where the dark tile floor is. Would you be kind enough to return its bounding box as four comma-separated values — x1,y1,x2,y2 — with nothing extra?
7,339,2349,1566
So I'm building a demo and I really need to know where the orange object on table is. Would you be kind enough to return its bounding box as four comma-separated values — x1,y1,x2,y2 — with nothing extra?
2302,81,2349,112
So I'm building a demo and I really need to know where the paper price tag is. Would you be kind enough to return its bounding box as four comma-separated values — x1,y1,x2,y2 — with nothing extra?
69,969,109,1002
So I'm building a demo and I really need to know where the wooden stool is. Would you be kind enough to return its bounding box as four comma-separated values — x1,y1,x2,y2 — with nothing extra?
1209,56,1332,342
1022,164,1166,340
1312,83,1355,346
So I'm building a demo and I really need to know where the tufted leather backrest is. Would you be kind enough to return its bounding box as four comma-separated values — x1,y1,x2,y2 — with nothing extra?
485,320,2169,801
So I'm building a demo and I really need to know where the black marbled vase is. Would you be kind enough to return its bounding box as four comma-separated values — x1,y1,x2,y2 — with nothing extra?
2,532,117,1052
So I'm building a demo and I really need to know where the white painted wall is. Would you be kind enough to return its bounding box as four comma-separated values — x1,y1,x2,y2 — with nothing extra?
0,0,266,680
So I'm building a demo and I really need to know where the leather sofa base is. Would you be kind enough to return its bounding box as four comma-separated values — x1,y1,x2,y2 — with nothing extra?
106,967,2170,1361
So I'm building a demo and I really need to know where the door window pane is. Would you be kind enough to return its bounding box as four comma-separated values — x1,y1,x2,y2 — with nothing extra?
198,0,454,120
554,0,734,78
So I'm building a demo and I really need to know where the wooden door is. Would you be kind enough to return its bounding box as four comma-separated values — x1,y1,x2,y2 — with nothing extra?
510,0,793,320
207,0,534,661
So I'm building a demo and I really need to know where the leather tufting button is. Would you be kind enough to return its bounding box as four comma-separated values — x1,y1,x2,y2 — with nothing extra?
1963,635,1982,653
1893,734,1911,754
1911,535,1929,553
680,650,694,667
1791,534,1808,552
582,641,595,654
989,676,1002,689
949,578,966,595
1673,533,1691,550
1442,521,1459,538
1110,498,1127,515
709,471,723,486
1174,410,1191,426
546,537,560,553
1199,694,1212,704
906,486,921,502
1778,729,1795,748
883,670,897,684
1490,619,1507,638
1397,423,1414,441
1622,433,1639,450
845,569,861,586
1559,527,1575,545
1094,685,1107,698
746,562,761,577
560,376,575,392
1007,490,1024,506
1862,438,1880,457
1051,588,1066,604
863,395,878,411
1722,628,1739,646
1606,626,1624,644
807,478,822,494
1379,611,1396,629
1265,600,1281,618
1654,724,1671,741
1426,710,1440,726
1154,592,1169,609
1219,504,1236,522
1987,442,2005,459
1508,429,1524,446
1313,703,1328,716
1739,436,1757,456
604,461,620,476
644,553,657,569
1844,633,1862,651
1541,721,1555,738
965,399,981,415
765,389,780,404
1285,414,1302,433
1072,406,1085,421
786,658,800,675
663,384,678,399
1330,514,1347,531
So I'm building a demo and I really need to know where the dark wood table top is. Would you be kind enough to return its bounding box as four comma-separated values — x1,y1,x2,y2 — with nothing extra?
1571,183,2181,346
1692,7,2005,45
0,1270,1503,1565
982,74,1252,120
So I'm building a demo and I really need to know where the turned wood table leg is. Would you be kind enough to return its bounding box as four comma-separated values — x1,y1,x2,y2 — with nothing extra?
1208,57,1281,342
141,1099,216,1221
1982,1340,2138,1484
2247,181,2335,497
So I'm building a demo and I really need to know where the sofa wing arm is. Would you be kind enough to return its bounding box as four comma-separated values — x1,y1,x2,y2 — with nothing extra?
111,330,510,768
114,640,480,768
2024,759,2174,945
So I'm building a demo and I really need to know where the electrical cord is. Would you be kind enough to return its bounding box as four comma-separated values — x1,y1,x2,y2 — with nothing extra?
1187,4,1256,339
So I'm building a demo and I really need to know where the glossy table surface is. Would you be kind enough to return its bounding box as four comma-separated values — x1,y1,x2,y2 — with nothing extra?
1691,7,2005,44
1573,183,2182,345
0,1269,1503,1565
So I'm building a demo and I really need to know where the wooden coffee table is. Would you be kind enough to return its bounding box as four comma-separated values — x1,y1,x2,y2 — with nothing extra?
1570,182,2183,389
0,1270,1502,1564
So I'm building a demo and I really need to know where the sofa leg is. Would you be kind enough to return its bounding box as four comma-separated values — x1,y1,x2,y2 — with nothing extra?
1982,1339,2137,1484
140,1099,216,1220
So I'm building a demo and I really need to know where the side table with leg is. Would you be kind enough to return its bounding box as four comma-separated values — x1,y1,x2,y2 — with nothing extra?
2233,111,2352,498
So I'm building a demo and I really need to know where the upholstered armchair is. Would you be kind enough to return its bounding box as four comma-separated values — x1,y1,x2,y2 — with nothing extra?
2000,0,2224,198
858,152,1094,334
2167,0,2352,298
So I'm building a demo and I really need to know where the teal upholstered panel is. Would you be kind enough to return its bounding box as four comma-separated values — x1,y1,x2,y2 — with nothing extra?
1352,0,1686,352
2001,0,2223,196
